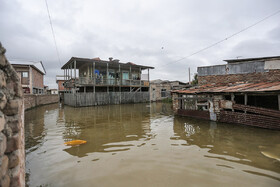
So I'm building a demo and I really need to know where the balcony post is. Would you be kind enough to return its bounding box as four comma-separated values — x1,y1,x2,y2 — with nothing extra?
139,67,142,92
74,60,76,80
93,61,95,94
119,64,121,103
148,68,150,101
63,69,65,92
70,64,72,81
107,62,109,93
130,66,132,92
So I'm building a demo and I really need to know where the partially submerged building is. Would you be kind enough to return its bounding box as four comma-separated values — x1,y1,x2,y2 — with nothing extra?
11,60,46,94
150,79,189,102
172,56,280,130
62,57,154,107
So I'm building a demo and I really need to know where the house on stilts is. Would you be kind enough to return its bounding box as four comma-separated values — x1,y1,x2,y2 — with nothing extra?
172,56,280,130
61,57,154,107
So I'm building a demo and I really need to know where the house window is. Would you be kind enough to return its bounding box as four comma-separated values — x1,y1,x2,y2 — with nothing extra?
22,72,28,78
161,89,167,97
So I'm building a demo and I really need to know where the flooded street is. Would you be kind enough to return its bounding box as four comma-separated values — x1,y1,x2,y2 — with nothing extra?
25,103,280,187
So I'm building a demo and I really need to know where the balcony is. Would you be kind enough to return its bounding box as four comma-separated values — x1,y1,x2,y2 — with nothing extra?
64,77,149,87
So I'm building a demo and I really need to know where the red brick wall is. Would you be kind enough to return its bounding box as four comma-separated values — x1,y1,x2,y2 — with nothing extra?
57,80,65,91
219,111,280,130
31,67,44,88
198,70,280,85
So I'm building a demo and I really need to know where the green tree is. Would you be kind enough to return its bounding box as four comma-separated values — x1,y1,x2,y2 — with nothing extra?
191,74,198,86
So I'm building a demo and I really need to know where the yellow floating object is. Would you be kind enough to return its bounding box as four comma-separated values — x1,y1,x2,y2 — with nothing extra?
64,140,87,146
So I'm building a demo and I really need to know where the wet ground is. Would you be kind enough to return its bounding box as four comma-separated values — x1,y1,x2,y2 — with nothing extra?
25,102,280,187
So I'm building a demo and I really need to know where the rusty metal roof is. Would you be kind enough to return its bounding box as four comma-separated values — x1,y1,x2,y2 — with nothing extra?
173,81,280,94
224,56,280,63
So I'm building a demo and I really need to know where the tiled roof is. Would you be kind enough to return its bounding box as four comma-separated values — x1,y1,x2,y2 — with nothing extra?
172,81,280,94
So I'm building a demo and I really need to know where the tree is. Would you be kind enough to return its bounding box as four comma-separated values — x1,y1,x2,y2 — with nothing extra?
191,74,198,86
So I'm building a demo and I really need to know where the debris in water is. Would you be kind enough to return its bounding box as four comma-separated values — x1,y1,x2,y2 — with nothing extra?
64,140,87,146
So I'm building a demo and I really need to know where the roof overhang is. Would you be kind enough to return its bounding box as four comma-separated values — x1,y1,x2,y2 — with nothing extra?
172,81,280,95
61,57,154,70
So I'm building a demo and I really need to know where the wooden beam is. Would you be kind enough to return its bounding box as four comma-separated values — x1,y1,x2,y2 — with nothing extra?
244,93,248,113
278,94,280,111
231,93,235,111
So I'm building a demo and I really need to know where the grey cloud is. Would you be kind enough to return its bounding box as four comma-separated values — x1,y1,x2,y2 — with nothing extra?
1,0,280,88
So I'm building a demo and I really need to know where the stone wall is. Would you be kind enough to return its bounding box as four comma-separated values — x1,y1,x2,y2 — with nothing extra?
24,94,59,110
198,70,280,85
0,43,25,186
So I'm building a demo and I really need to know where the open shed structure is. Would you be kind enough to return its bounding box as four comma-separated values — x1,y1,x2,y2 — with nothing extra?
61,57,154,107
172,56,280,130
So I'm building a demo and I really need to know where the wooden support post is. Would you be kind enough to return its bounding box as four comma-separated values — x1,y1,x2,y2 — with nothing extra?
119,64,121,103
74,60,76,80
140,67,142,93
148,68,150,102
278,94,280,111
244,93,248,113
93,62,95,93
130,66,132,92
63,69,65,92
107,63,109,93
70,65,72,80
231,93,235,111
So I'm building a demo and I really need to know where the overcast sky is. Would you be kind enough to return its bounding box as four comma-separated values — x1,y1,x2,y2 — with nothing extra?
1,0,280,88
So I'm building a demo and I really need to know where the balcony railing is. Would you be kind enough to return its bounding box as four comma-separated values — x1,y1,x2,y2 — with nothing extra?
64,77,149,87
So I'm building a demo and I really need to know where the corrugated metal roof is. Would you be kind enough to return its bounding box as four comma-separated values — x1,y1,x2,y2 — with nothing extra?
10,60,46,74
224,56,280,63
61,57,154,70
173,81,280,94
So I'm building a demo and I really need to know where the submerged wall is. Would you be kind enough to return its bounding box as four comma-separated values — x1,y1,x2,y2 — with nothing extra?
0,42,25,186
64,92,150,107
24,94,59,110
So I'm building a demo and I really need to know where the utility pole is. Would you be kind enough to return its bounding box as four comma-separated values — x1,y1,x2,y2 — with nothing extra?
188,67,191,84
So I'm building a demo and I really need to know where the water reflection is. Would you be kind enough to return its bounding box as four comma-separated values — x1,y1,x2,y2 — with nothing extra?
173,116,280,175
25,103,280,186
25,104,59,153
61,104,156,157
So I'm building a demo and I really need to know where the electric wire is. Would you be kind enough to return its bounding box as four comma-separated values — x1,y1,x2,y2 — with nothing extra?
45,0,61,66
159,9,280,68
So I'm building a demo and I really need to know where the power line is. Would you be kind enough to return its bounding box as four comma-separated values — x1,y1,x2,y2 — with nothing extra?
45,0,61,66
159,8,280,68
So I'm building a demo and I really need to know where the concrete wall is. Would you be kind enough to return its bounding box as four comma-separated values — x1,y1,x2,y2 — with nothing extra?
150,83,171,102
0,43,25,186
64,92,150,107
198,61,266,76
24,94,59,110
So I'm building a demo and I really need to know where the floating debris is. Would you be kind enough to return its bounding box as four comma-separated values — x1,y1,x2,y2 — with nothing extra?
64,140,87,146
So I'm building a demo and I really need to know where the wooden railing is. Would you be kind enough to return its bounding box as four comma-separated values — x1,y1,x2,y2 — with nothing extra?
64,77,149,87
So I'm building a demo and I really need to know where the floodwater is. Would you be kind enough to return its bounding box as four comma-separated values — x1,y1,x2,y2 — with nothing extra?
25,102,280,187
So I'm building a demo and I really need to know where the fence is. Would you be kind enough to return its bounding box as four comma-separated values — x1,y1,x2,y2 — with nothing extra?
64,92,150,107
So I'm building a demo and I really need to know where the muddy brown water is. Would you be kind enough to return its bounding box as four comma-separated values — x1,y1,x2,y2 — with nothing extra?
25,103,280,187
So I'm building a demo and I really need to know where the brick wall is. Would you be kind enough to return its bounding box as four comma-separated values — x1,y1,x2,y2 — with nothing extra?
0,42,25,186
219,111,280,130
24,94,59,110
57,80,65,91
198,70,280,85
31,67,44,88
